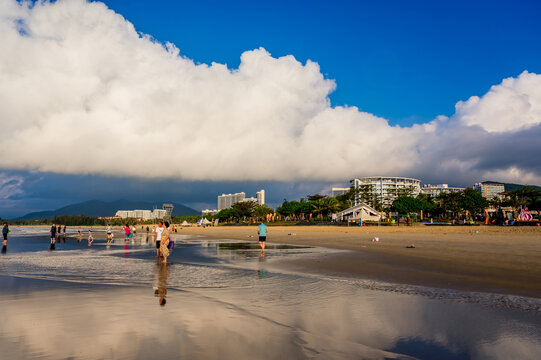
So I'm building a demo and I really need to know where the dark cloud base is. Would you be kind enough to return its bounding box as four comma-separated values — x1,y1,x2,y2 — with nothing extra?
0,171,333,218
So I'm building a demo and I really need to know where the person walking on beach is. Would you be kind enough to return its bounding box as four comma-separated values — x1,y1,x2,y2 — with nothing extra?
77,230,82,242
50,224,57,249
258,220,267,251
159,221,171,264
62,225,67,240
88,230,94,246
153,221,164,261
2,222,9,252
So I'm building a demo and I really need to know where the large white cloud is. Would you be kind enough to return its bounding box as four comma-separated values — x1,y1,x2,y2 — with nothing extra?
455,71,541,133
0,0,540,184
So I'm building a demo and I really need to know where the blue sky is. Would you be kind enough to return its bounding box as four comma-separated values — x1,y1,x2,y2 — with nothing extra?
102,0,541,125
1,0,541,218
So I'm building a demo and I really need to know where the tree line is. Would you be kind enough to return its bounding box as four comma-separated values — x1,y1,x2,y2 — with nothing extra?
4,186,539,226
275,186,541,221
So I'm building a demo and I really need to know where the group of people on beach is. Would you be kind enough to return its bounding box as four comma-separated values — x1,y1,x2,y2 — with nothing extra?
4,220,267,262
45,222,175,261
48,224,68,249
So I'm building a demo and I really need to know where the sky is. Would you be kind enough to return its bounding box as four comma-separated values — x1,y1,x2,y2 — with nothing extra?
0,0,540,218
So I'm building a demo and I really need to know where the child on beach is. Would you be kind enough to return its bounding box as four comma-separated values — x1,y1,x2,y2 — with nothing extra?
106,225,113,244
88,230,94,246
77,230,82,242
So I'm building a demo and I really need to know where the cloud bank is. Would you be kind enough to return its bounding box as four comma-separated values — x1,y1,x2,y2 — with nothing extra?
1,0,540,184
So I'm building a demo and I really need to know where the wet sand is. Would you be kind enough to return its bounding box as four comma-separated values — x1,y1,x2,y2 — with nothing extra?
179,225,541,298
3,228,541,358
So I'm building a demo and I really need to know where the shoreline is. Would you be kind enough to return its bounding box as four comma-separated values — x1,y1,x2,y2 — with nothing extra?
179,225,541,298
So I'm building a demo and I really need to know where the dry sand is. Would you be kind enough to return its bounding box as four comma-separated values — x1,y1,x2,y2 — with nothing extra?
179,225,541,298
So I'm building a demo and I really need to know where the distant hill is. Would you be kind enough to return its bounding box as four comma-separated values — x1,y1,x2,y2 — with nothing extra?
482,181,541,192
17,200,199,220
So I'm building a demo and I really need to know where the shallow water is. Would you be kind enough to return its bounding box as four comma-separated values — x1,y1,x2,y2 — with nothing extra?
1,227,541,359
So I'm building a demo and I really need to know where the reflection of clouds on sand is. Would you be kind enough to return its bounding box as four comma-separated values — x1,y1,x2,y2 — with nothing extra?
2,234,541,359
2,248,263,289
1,280,540,359
0,285,411,359
479,335,541,360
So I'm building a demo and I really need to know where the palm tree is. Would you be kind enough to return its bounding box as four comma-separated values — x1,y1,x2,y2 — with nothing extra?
323,197,340,216
311,199,325,216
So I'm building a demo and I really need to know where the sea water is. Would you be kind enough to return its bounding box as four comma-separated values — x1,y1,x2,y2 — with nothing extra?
1,227,540,359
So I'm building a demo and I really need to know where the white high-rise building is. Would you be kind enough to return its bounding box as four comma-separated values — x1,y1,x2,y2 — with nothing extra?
350,176,421,206
256,190,265,206
421,184,464,197
218,192,245,211
217,190,265,210
474,183,505,200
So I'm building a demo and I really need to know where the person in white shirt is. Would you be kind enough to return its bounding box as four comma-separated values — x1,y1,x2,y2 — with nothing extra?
153,221,164,261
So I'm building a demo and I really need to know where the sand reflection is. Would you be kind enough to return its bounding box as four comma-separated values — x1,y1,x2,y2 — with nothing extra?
1,232,541,359
1,276,541,359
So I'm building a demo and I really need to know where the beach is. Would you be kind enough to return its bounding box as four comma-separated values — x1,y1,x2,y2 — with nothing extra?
2,227,541,358
179,225,541,298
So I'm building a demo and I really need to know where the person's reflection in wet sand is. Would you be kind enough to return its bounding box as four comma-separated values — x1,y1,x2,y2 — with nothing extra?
153,264,169,306
257,250,267,278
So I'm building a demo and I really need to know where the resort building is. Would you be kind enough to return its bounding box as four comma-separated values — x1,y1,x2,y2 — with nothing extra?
114,206,169,220
474,183,505,200
350,176,421,206
217,189,265,211
336,202,383,222
331,187,350,197
202,209,219,216
420,184,464,197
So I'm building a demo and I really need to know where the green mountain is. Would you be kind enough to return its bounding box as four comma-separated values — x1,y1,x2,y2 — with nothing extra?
17,200,199,220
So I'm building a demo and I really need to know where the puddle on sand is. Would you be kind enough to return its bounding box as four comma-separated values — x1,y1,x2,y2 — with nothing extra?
0,229,541,359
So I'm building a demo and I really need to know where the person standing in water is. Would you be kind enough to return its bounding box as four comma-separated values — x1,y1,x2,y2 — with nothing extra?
88,230,94,246
2,222,9,253
106,224,113,244
159,221,171,264
258,220,268,252
125,224,131,241
50,224,57,249
153,221,164,262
